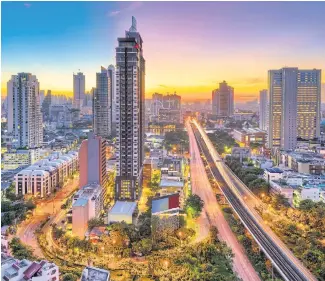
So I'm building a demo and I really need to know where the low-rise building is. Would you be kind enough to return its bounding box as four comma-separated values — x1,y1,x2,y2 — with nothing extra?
293,187,324,207
2,149,40,171
147,122,176,136
1,254,59,281
252,157,273,169
15,169,51,197
107,201,137,224
159,179,184,206
161,157,183,177
269,180,294,205
264,168,284,183
72,183,103,238
81,266,110,281
278,150,325,175
233,127,267,146
151,193,180,236
14,151,78,197
231,147,251,160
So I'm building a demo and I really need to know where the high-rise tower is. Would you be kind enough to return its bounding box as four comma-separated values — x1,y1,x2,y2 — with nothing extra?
259,89,268,131
212,81,234,117
93,66,112,138
7,73,43,148
108,65,116,136
268,68,321,150
73,72,85,109
115,16,145,200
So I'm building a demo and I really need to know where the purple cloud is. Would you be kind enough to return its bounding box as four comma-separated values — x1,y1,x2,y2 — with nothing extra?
24,3,31,8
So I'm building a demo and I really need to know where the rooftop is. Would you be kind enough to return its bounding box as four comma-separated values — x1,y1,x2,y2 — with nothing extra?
109,201,137,216
73,198,88,207
265,167,283,174
160,179,184,188
81,266,110,281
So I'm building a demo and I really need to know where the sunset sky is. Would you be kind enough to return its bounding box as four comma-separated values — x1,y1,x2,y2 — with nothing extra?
2,1,325,101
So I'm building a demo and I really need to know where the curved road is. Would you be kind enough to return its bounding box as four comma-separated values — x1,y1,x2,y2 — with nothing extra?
16,177,79,258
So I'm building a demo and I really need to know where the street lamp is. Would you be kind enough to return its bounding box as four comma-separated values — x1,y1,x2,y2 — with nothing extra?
162,259,170,269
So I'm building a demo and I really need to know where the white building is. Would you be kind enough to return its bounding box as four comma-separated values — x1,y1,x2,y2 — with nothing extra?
107,201,137,224
268,68,321,150
73,72,85,109
7,73,43,149
1,254,59,281
93,67,112,138
269,180,294,205
81,266,110,281
15,169,51,197
14,151,78,197
115,17,145,200
259,89,268,131
293,187,323,207
264,167,284,183
72,183,103,238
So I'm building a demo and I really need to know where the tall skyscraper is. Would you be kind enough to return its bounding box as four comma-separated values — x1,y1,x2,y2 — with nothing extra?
108,65,116,136
212,81,234,117
7,73,43,148
259,89,268,131
268,68,321,150
79,132,111,198
73,72,85,109
93,66,112,138
115,16,145,201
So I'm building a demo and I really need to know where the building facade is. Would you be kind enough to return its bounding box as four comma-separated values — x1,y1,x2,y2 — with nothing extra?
93,67,112,138
115,17,145,200
2,149,40,170
268,68,321,150
73,72,85,109
15,151,78,197
7,73,43,149
79,132,110,198
259,89,268,131
42,90,52,122
233,128,267,147
108,65,116,136
212,81,234,117
72,183,103,238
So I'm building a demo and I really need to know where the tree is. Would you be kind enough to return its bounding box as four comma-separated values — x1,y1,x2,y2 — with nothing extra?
62,273,78,281
87,217,104,230
9,237,36,260
299,199,315,211
132,238,153,256
164,130,189,152
242,174,257,185
184,194,204,218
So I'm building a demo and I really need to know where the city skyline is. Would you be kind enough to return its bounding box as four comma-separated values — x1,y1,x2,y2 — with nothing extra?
2,1,325,101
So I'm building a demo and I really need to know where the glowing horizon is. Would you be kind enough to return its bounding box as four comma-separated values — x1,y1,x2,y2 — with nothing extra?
2,2,325,102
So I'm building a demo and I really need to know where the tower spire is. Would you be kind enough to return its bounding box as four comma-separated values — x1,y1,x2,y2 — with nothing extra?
129,16,137,32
